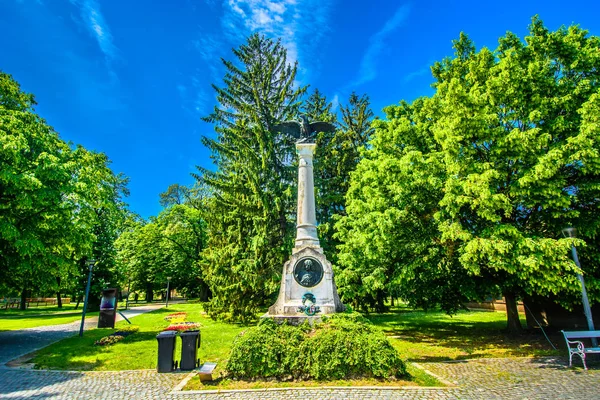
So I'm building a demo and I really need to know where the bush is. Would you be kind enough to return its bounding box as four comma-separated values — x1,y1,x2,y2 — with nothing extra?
226,314,406,381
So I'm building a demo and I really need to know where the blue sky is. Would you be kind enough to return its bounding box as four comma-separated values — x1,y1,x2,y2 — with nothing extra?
2,0,599,219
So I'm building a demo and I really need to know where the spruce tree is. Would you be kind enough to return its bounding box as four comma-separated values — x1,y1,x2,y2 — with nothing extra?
324,93,375,264
302,89,338,256
198,34,306,321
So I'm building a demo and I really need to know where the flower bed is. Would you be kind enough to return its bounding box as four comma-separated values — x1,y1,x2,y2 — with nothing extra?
164,321,201,332
164,312,188,322
94,325,140,346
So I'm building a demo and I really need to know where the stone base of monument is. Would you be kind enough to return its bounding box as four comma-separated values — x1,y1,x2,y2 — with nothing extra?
262,314,323,326
266,246,344,324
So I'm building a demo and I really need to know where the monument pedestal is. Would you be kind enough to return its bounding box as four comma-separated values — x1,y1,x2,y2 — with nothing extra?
267,247,344,320
266,142,344,323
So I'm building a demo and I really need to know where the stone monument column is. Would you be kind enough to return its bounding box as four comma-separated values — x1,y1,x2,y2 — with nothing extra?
294,143,320,251
267,140,344,322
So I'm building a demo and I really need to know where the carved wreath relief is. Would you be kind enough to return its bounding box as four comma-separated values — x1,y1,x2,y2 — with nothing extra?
293,257,324,288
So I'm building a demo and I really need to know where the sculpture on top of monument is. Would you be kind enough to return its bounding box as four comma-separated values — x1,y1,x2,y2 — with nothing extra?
273,115,336,143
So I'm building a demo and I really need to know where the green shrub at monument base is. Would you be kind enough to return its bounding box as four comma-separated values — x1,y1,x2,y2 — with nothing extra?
226,313,406,381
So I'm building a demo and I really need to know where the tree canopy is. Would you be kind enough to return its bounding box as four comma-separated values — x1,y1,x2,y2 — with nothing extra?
336,17,600,331
0,71,128,309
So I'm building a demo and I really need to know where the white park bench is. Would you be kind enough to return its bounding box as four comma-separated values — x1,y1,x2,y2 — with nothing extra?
561,330,600,370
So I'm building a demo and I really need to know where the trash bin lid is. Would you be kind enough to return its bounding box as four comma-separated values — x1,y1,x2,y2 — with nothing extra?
156,331,177,338
179,330,200,336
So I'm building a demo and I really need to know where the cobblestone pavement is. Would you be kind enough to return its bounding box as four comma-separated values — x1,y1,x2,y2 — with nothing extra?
0,357,598,399
0,304,164,365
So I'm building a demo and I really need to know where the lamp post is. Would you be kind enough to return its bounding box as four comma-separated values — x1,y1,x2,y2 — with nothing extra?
79,259,96,337
165,277,172,308
562,228,596,337
125,274,131,311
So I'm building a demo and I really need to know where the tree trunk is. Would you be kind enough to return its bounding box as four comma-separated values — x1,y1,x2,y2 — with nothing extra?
20,286,27,310
390,296,395,307
375,290,387,313
74,295,81,310
503,290,523,333
145,283,154,302
56,276,62,308
198,280,211,302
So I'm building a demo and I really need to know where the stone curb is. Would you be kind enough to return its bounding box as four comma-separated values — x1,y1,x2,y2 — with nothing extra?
174,385,455,395
168,361,457,395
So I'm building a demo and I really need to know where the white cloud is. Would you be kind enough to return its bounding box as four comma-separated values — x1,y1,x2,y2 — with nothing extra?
403,65,430,83
352,4,411,87
219,0,334,80
178,74,209,117
331,94,340,112
71,0,118,63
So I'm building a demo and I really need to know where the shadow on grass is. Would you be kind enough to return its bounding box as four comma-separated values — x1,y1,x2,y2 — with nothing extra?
32,328,163,371
367,307,562,361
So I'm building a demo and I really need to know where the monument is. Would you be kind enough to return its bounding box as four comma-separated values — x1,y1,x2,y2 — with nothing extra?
267,117,345,323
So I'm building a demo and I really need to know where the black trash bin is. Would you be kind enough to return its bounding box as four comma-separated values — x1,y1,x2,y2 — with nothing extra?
156,331,177,372
180,330,200,370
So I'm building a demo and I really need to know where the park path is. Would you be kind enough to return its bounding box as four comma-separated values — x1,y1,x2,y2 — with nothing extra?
0,303,164,366
0,357,598,399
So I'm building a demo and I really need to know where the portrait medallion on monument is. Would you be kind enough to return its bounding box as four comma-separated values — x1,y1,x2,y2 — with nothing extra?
293,257,324,288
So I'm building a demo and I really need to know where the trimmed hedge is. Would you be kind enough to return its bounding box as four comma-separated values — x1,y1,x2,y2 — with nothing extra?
226,313,406,380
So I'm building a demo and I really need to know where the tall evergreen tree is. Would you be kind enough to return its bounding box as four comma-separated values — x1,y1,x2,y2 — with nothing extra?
302,89,338,256
198,34,306,321
324,93,375,263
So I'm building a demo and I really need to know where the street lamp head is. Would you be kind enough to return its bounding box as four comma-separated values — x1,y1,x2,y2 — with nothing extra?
87,258,96,271
167,276,172,282
562,227,577,238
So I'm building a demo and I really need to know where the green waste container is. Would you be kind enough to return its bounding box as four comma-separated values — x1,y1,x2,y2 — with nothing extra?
180,330,200,370
156,331,177,372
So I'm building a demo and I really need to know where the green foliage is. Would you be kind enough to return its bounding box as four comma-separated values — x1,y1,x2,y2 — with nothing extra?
226,315,406,380
198,34,305,322
309,91,374,263
0,71,128,309
336,17,600,330
115,186,208,302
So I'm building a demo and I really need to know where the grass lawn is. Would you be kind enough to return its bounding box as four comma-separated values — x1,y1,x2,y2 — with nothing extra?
0,310,100,332
0,303,81,316
0,301,158,331
28,303,561,389
30,304,245,371
368,305,561,361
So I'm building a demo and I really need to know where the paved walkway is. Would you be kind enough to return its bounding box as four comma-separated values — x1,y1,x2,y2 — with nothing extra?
0,304,164,366
0,356,598,399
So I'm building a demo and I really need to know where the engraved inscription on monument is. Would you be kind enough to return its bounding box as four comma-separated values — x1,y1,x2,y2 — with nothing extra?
293,257,324,288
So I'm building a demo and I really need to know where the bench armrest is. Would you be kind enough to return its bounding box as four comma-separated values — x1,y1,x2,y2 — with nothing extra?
565,340,585,353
